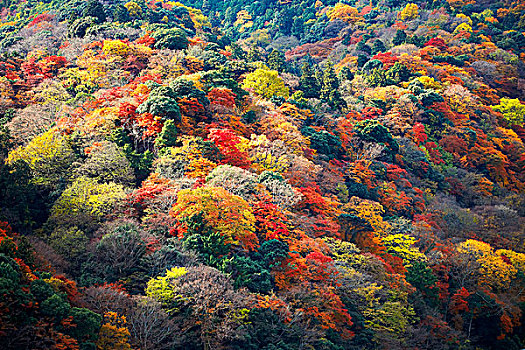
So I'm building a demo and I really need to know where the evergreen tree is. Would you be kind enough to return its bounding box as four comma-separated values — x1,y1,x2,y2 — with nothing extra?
371,39,386,54
366,68,393,87
356,41,372,55
386,62,412,83
155,120,179,149
299,62,321,99
230,43,246,60
267,49,286,72
247,45,263,62
83,0,106,24
320,62,347,110
202,0,211,13
392,29,407,46
113,5,130,23
320,62,339,101
292,17,304,37
277,9,294,36
340,66,354,82
357,53,369,68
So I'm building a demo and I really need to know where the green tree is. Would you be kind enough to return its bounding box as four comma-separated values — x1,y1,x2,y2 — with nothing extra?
68,307,103,349
247,45,263,62
151,28,189,50
113,5,131,22
386,62,412,83
48,226,89,261
83,0,106,24
392,30,407,46
136,85,181,121
169,78,209,108
299,62,321,98
406,261,438,303
220,255,273,293
68,16,96,38
354,119,399,153
371,39,386,54
292,16,304,37
357,53,369,68
0,118,43,230
155,119,179,149
73,141,135,186
320,62,346,110
356,41,372,55
301,126,343,160
181,212,231,267
267,49,286,72
366,67,394,87
277,8,294,35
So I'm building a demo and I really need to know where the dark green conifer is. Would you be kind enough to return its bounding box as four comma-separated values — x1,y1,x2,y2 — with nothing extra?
155,120,179,149
392,29,407,46
267,49,286,72
299,62,320,99
247,45,263,62
371,39,386,54
83,0,106,24
320,62,347,110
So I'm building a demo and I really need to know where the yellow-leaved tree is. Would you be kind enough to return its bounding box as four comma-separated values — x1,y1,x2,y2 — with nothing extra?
398,3,419,21
7,128,75,188
327,3,363,25
49,176,127,230
491,98,525,126
457,239,518,291
96,312,132,350
242,68,289,99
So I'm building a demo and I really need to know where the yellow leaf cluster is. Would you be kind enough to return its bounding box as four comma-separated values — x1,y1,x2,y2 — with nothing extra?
171,186,258,250
398,3,419,21
456,13,473,25
96,312,132,350
454,22,473,33
234,10,252,27
157,136,217,179
242,68,289,99
124,1,142,17
51,177,127,221
173,2,210,28
102,40,132,58
458,239,518,290
417,76,444,91
327,3,363,25
7,128,75,187
382,234,425,266
496,249,525,274
82,107,119,136
343,196,391,237
146,267,187,314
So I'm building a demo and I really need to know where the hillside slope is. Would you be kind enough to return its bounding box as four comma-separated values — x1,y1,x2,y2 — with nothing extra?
1,0,525,349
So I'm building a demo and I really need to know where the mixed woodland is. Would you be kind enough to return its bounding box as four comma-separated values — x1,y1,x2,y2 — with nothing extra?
0,0,525,349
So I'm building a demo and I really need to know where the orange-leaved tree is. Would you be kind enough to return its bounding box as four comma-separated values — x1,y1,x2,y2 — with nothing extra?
171,186,258,251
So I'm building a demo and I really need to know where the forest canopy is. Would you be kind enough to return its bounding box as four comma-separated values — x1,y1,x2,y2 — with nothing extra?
0,0,525,349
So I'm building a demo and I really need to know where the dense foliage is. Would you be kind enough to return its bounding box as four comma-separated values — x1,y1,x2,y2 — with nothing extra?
1,0,525,349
